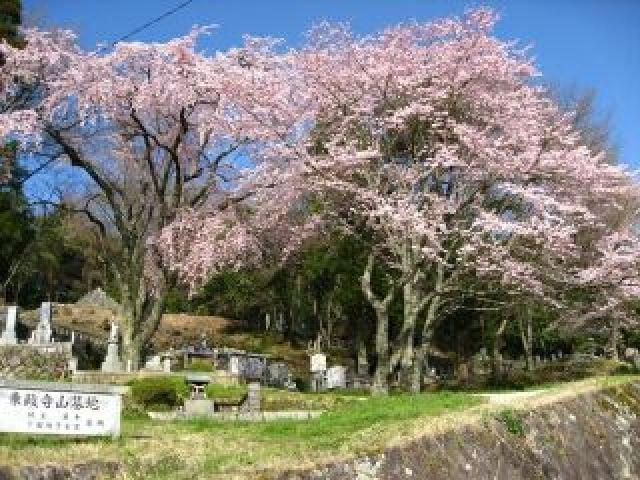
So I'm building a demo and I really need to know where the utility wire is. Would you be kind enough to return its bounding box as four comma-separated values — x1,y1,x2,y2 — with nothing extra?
98,0,195,52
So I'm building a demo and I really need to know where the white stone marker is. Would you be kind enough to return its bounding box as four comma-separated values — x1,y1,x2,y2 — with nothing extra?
0,379,126,437
326,365,347,389
162,357,171,373
101,322,123,373
1,306,18,345
310,353,327,373
30,302,53,345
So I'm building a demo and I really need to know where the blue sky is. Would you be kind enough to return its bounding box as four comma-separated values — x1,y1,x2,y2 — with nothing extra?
24,0,639,167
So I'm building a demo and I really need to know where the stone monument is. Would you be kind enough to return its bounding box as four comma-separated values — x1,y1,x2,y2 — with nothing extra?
0,306,18,345
326,365,347,390
101,322,123,373
29,302,53,345
144,355,163,371
246,382,261,412
310,352,327,392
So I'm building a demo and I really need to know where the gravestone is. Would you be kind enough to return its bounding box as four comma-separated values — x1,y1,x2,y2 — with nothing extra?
68,357,78,373
326,366,347,389
144,355,162,371
245,356,266,380
246,382,261,412
267,361,290,387
162,357,172,373
534,355,541,365
551,353,557,362
30,302,53,345
101,322,123,373
230,355,243,376
0,306,18,345
0,379,125,437
310,353,327,392
310,353,327,373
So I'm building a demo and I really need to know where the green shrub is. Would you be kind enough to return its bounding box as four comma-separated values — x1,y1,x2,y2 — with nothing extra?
294,376,310,392
187,359,214,372
205,383,248,403
614,362,638,375
128,376,189,409
496,409,526,436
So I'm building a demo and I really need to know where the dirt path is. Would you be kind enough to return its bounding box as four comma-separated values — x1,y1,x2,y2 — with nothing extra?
475,389,547,405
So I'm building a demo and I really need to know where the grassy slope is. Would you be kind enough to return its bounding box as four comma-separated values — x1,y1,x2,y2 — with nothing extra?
0,375,637,479
0,391,481,479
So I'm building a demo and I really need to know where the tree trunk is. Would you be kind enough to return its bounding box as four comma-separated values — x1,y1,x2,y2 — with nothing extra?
361,252,396,396
357,336,368,375
372,305,390,396
517,304,534,372
493,316,508,381
410,294,439,393
116,250,169,371
409,259,445,394
610,315,620,361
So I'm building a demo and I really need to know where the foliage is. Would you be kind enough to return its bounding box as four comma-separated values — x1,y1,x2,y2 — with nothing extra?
496,409,526,436
128,376,189,410
205,383,247,403
186,359,214,372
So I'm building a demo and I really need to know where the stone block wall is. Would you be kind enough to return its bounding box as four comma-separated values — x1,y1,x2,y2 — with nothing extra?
0,346,69,381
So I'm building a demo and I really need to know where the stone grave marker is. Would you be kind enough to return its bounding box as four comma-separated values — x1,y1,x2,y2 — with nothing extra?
162,357,172,373
144,355,162,371
326,365,347,389
30,302,53,345
1,306,18,345
310,353,327,373
246,382,261,412
245,356,266,380
267,361,290,387
101,322,123,373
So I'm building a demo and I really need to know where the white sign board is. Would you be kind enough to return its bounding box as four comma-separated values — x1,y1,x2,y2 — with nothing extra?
0,382,122,437
310,353,327,373
326,366,347,389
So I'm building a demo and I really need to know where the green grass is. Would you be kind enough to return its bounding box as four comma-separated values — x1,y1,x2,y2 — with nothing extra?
3,375,638,479
0,390,482,479
205,383,248,403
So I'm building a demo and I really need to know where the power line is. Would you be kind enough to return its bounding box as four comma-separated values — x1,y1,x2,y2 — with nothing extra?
99,0,195,52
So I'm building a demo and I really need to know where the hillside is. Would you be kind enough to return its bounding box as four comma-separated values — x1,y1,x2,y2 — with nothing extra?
18,304,318,374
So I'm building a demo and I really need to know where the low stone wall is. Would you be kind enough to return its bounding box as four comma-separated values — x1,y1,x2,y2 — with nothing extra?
0,461,120,480
278,382,640,480
148,409,325,422
0,346,69,381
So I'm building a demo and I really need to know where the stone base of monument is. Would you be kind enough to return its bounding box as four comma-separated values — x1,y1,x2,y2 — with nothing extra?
101,343,123,373
101,360,124,373
184,399,216,416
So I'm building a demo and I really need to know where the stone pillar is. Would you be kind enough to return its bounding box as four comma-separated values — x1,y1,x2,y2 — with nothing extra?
101,322,123,373
246,382,261,412
163,357,171,373
1,306,18,345
30,302,53,345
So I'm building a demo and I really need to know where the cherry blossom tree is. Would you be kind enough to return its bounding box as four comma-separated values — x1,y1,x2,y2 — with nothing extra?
572,227,640,359
0,27,300,368
283,9,635,392
154,9,637,393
